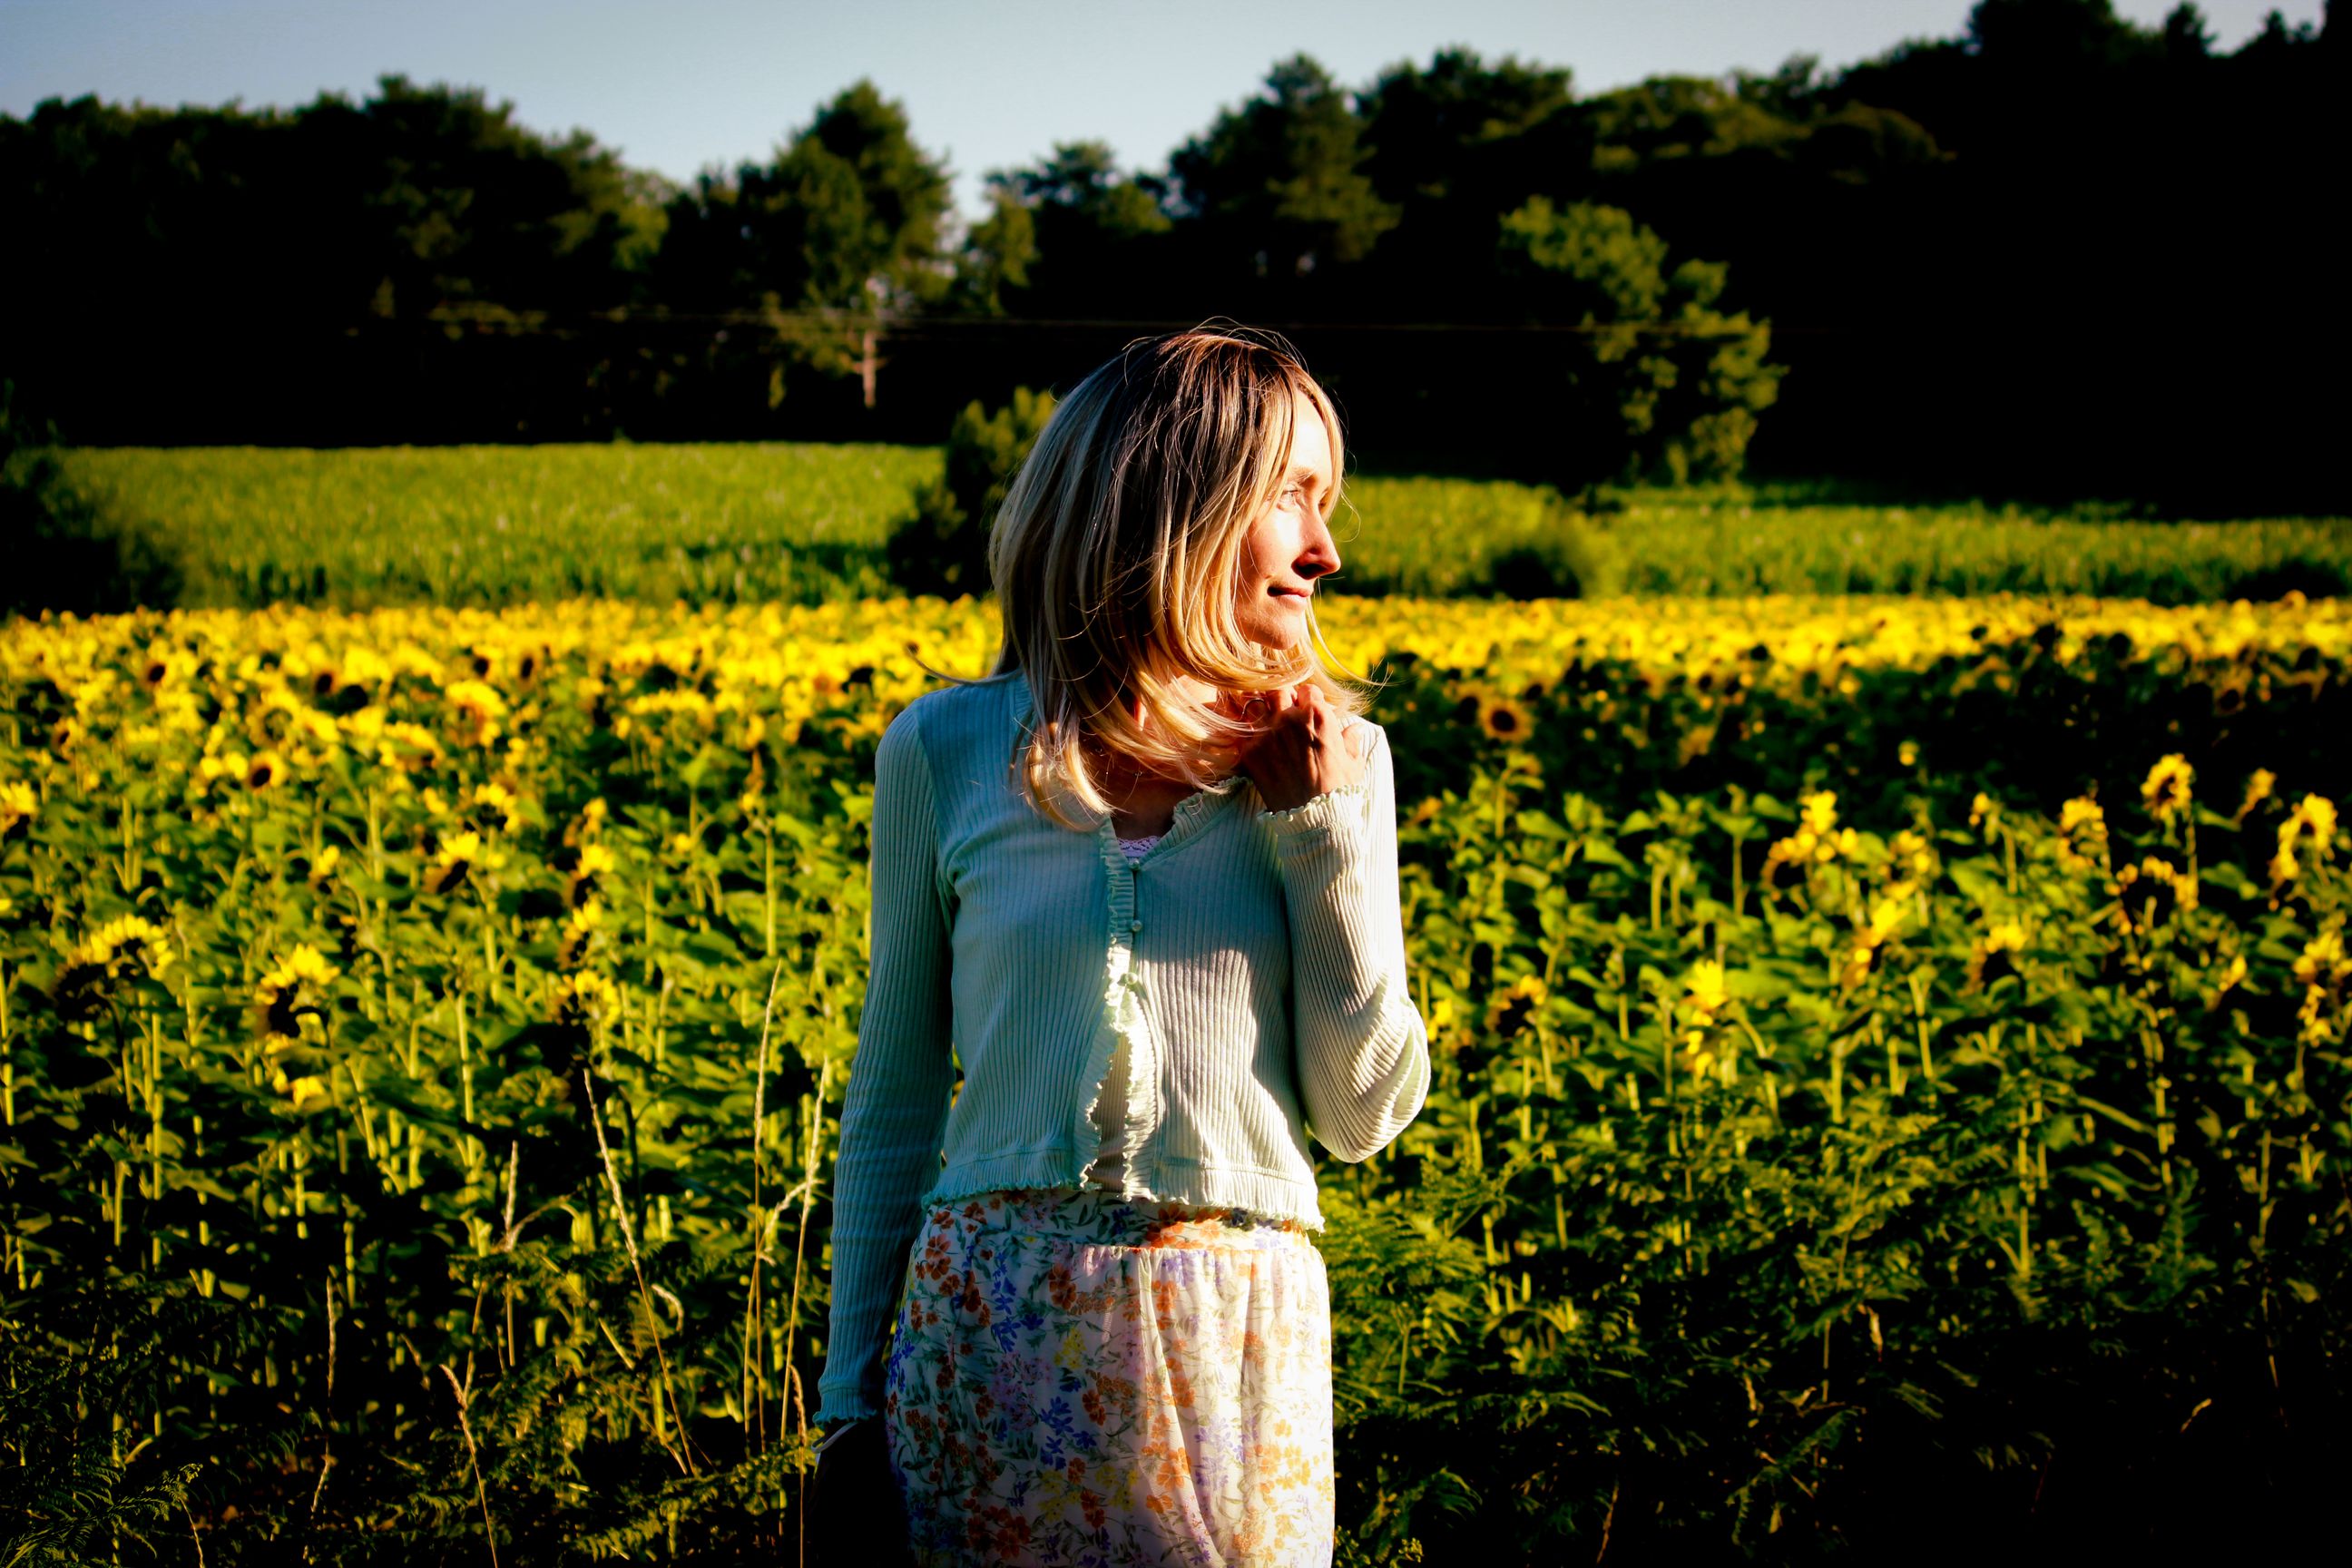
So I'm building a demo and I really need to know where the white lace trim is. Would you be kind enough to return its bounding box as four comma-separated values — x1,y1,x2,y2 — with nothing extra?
1258,775,1371,827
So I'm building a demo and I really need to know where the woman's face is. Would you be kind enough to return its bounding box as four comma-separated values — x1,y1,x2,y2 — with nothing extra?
1232,387,1341,652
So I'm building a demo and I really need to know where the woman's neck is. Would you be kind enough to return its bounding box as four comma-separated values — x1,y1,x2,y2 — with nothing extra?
1090,691,1238,790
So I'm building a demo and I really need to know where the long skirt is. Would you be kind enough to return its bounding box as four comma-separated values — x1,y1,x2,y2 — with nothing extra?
881,1183,1335,1566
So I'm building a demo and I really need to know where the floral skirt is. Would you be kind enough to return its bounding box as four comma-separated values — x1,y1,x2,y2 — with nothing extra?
881,1184,1335,1566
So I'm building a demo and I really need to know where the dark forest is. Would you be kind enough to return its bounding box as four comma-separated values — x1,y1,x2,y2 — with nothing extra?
5,0,2344,511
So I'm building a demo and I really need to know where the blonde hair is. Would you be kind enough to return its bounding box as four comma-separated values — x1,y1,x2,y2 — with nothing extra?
925,324,1372,831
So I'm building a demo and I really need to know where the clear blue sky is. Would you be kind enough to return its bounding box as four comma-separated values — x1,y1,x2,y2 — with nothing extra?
2,0,2324,217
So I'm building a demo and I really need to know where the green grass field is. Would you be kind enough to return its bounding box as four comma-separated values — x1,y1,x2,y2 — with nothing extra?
60,444,2352,609
64,443,944,607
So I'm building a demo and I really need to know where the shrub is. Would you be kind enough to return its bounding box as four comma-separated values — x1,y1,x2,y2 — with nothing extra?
885,386,1057,596
1,384,181,617
1486,490,1624,599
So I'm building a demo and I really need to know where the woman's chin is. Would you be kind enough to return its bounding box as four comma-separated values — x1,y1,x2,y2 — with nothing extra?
1242,614,1308,650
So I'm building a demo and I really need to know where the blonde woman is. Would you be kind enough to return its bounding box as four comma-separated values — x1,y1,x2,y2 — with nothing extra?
810,326,1431,1566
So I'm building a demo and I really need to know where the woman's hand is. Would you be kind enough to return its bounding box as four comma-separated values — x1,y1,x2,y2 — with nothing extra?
811,1416,912,1564
1225,681,1367,814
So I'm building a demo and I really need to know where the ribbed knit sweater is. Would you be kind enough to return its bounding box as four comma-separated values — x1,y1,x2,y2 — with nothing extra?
813,670,1431,1427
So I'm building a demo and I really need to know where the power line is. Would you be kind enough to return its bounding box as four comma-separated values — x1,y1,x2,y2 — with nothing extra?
354,306,1792,340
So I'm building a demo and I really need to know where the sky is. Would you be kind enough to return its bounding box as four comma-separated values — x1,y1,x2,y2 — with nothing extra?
2,0,2328,217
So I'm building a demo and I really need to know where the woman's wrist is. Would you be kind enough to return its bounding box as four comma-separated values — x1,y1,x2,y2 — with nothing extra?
815,1414,875,1454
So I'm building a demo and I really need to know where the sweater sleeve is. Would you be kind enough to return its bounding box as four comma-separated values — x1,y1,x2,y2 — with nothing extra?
814,704,956,1427
1261,719,1432,1162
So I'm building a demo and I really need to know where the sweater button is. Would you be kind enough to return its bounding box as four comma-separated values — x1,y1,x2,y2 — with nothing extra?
1130,919,1143,932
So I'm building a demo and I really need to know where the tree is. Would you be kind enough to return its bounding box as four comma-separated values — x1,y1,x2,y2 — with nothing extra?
1495,198,1781,485
2161,4,2219,60
1351,49,1592,309
328,74,655,326
961,142,1172,317
946,184,1037,316
1965,0,2162,69
1168,55,1399,283
655,80,951,407
1357,47,1581,216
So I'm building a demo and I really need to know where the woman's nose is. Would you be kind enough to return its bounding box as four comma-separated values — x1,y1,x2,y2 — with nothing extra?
1299,515,1341,579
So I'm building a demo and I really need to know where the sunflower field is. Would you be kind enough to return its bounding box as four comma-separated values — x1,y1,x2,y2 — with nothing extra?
2,591,2347,1561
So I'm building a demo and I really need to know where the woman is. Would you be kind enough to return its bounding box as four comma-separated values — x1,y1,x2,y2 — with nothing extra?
810,325,1431,1566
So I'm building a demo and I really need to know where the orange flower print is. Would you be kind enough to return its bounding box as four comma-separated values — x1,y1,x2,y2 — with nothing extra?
882,1186,1334,1564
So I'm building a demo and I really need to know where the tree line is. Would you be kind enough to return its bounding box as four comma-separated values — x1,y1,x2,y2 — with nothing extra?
3,0,2343,508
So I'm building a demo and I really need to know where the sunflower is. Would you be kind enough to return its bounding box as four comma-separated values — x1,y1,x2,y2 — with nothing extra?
553,969,622,1028
1485,973,1547,1039
0,779,36,840
2205,951,2248,1013
1800,791,1839,837
2269,793,2341,888
1682,959,1730,1024
1478,695,1536,744
1838,897,1908,993
564,797,611,848
467,780,520,833
1888,828,1937,884
256,944,340,1042
2291,794,2338,855
376,720,443,775
2233,769,2277,825
2057,798,2108,870
2292,925,2349,1046
1965,921,2027,992
2139,754,2194,822
61,914,179,1014
558,897,605,968
2115,854,2197,931
564,843,617,909
424,831,487,896
245,750,286,790
446,680,508,749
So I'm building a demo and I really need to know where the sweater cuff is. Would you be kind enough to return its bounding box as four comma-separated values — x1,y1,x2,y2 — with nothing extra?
812,1387,878,1429
1259,776,1371,836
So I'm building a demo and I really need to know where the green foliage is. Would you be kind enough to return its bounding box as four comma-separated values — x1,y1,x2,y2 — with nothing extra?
1,386,182,618
1328,476,1623,599
1357,48,1584,223
45,446,2352,612
5,19,2340,506
3,596,2347,1556
0,78,660,331
967,142,1170,316
1576,488,2352,602
1311,696,2351,1552
1171,54,1401,272
655,80,951,401
59,443,939,609
0,1282,261,1564
886,389,1058,597
946,185,1037,316
1496,198,1783,485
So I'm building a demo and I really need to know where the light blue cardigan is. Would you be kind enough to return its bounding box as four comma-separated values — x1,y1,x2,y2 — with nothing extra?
813,671,1431,1426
